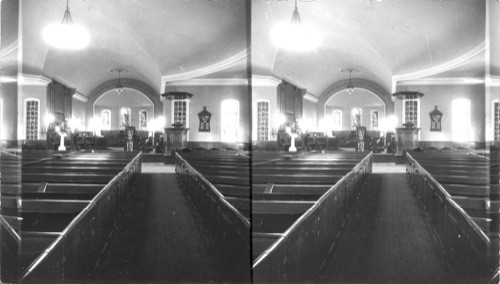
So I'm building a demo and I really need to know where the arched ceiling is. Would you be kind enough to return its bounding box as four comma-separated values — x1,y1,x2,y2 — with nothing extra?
95,89,153,109
252,0,486,96
19,0,247,96
7,0,494,99
326,89,385,109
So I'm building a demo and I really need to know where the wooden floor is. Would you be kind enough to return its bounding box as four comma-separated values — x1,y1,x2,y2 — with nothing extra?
94,163,228,283
317,163,459,283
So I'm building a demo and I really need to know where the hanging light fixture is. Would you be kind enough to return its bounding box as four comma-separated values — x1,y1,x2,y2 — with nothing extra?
110,68,130,94
116,70,124,94
271,0,320,52
346,70,355,94
341,68,360,94
43,0,90,50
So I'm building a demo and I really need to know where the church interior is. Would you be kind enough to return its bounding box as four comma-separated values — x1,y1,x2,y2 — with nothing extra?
1,0,500,282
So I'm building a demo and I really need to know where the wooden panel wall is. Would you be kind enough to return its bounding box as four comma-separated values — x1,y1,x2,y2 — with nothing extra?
277,80,306,123
46,80,75,123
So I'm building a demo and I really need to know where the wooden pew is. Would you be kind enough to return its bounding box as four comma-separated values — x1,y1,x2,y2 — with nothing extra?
406,152,491,278
252,232,283,260
252,200,315,233
410,153,491,227
22,173,116,184
252,152,373,282
17,150,142,282
21,199,91,232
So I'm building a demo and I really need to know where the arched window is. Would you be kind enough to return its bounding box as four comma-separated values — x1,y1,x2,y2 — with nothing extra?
332,109,342,131
221,99,239,142
371,110,379,131
351,108,362,129
120,107,131,129
25,98,40,140
494,100,500,141
101,109,111,130
139,110,148,131
452,98,471,142
256,100,270,141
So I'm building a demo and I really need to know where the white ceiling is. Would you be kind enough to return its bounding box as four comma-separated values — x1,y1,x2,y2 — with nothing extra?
252,0,486,96
326,89,385,109
19,0,247,95
95,88,153,109
8,0,495,99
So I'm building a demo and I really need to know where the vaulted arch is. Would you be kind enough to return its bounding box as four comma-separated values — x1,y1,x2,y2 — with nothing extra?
85,79,162,120
317,78,394,122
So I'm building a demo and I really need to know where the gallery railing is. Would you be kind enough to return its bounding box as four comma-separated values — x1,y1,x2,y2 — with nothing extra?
406,152,490,278
252,152,373,282
175,152,251,281
20,152,142,282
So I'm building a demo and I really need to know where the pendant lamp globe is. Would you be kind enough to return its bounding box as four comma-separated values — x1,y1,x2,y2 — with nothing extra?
43,0,90,50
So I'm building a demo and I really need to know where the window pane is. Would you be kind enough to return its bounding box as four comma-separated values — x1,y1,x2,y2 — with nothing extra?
139,110,148,131
332,110,342,131
101,109,111,130
351,108,362,129
495,102,500,141
120,107,131,129
257,101,269,141
26,100,39,140
404,99,418,126
221,100,239,142
174,101,187,127
452,99,471,142
371,110,379,131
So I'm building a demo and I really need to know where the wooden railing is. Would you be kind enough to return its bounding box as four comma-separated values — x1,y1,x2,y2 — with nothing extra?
0,215,21,282
20,152,142,282
252,152,373,282
406,152,490,278
175,152,251,280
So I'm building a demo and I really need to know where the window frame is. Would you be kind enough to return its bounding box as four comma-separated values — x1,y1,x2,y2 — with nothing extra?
332,109,342,131
171,99,190,128
139,109,148,131
351,107,362,130
402,98,420,127
120,107,132,129
221,99,240,143
452,98,471,142
254,99,270,141
101,109,112,130
24,98,40,140
370,110,379,131
493,100,500,141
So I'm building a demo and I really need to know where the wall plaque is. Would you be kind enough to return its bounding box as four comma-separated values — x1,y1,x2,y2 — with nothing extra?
429,105,443,132
198,106,212,132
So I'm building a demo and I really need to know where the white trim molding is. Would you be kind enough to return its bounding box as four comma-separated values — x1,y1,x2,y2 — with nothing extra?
304,92,319,103
165,78,248,87
392,42,485,82
161,49,248,83
19,73,51,86
252,75,281,87
398,77,485,86
73,92,88,103
486,75,500,87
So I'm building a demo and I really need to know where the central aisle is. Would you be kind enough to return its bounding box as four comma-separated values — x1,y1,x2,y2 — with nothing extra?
317,163,456,283
95,163,227,283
